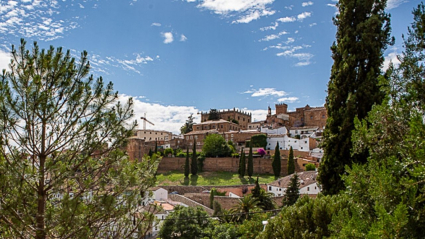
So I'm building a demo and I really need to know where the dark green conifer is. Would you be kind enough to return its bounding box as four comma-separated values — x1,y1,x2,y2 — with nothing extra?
272,142,281,178
184,147,190,178
318,0,393,195
191,139,198,176
247,142,253,178
288,146,295,175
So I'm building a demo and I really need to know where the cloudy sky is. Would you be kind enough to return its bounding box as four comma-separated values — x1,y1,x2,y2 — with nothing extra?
0,0,417,133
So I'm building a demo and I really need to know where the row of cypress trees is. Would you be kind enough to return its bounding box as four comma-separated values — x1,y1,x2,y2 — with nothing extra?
184,139,198,177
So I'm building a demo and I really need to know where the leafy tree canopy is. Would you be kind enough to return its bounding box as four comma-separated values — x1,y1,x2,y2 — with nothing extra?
202,134,232,157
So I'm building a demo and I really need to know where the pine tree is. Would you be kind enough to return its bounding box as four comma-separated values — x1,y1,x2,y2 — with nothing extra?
318,0,393,195
184,147,190,178
282,173,300,206
0,40,159,238
247,142,253,178
288,146,295,175
272,142,281,178
191,139,198,176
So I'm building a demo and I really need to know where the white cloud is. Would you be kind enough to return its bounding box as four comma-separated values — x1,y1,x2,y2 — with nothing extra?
383,50,400,71
277,16,296,23
285,5,294,10
119,94,200,134
196,0,276,24
297,12,312,20
180,34,188,41
278,97,299,103
387,0,407,10
162,32,174,44
275,45,313,66
0,0,80,41
0,49,11,71
78,3,84,9
309,23,317,27
302,1,313,7
285,37,295,44
260,22,278,31
151,22,161,27
244,88,286,97
187,0,197,2
88,52,156,75
260,34,279,42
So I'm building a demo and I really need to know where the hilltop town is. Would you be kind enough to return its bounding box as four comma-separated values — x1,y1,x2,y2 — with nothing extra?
125,103,327,237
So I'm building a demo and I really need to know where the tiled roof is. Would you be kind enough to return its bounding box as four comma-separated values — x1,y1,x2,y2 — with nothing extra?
184,129,219,135
194,119,231,125
268,171,318,188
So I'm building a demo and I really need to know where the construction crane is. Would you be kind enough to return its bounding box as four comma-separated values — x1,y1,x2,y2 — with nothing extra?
140,113,154,130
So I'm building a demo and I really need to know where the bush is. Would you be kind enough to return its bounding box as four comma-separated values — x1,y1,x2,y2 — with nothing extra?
164,148,174,156
176,152,186,158
305,163,316,171
257,148,266,156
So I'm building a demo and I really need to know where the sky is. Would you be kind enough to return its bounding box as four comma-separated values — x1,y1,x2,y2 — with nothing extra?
0,0,419,134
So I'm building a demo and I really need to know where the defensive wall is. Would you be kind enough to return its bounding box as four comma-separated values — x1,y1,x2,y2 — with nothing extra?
157,156,288,175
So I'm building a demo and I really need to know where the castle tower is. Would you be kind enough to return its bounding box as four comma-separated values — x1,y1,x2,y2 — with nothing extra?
275,103,288,114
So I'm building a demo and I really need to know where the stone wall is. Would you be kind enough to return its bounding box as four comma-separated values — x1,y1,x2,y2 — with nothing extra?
169,194,214,215
157,157,288,175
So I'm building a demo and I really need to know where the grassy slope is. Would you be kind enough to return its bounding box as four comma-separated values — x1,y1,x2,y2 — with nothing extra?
156,171,276,186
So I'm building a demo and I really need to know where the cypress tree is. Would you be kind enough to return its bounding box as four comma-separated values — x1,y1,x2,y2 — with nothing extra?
154,140,158,154
239,150,246,177
247,142,253,178
288,146,295,175
184,147,190,178
251,177,261,198
272,142,281,178
191,139,198,176
318,0,393,195
282,173,300,206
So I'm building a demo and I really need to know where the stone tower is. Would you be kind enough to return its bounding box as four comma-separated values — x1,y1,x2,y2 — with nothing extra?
275,103,288,114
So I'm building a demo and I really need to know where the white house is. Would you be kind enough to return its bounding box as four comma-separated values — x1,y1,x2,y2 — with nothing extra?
289,126,319,138
267,171,321,197
266,135,315,152
260,126,288,135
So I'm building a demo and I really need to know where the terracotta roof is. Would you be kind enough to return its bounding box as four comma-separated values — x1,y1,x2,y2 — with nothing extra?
268,171,318,188
290,126,319,130
184,129,219,135
194,119,232,125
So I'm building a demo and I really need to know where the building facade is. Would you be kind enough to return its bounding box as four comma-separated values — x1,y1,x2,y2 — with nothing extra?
200,108,252,130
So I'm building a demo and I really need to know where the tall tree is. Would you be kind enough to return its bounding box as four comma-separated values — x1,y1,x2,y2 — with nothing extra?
184,147,190,177
202,134,231,157
287,146,295,175
180,113,194,134
154,140,158,154
282,173,300,207
318,0,393,195
239,150,246,177
0,40,159,238
191,139,198,176
207,109,220,120
272,142,281,178
247,142,253,178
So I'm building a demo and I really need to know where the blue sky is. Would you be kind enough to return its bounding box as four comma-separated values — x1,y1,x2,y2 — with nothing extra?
0,0,418,133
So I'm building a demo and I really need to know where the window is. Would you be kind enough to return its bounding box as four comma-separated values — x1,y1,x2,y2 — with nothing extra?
301,147,303,149
307,187,310,191
190,136,193,139
197,142,200,145
310,116,313,119
238,116,240,120
186,136,189,140
161,133,163,135
231,134,233,137
243,118,245,121
150,132,152,134
305,141,307,143
195,136,198,139
197,126,200,130
221,125,223,128
269,186,272,191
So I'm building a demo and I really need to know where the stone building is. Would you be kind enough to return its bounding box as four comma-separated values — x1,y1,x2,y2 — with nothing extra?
126,137,146,161
200,108,252,130
134,129,172,142
192,119,241,133
223,130,266,147
264,103,327,129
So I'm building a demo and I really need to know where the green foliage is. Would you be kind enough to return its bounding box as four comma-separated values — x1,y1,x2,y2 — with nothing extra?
252,177,276,211
197,153,205,173
250,134,267,148
294,134,301,139
191,139,198,176
305,163,316,171
208,109,220,120
0,40,159,238
247,142,253,178
213,201,223,217
184,147,190,178
164,148,174,156
238,212,273,239
210,188,216,208
259,195,351,239
180,113,194,134
287,146,295,175
230,195,260,222
202,134,232,157
158,206,213,239
272,142,281,178
318,0,393,195
238,149,246,177
282,173,300,206
154,140,158,154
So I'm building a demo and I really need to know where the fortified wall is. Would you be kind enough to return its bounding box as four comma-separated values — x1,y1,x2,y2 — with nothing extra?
157,156,288,176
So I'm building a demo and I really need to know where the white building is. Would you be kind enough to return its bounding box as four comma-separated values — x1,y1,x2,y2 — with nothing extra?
260,126,288,135
266,135,315,152
134,129,172,142
267,171,321,197
289,126,319,138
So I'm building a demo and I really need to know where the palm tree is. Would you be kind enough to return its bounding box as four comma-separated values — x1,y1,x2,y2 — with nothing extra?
230,195,259,222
